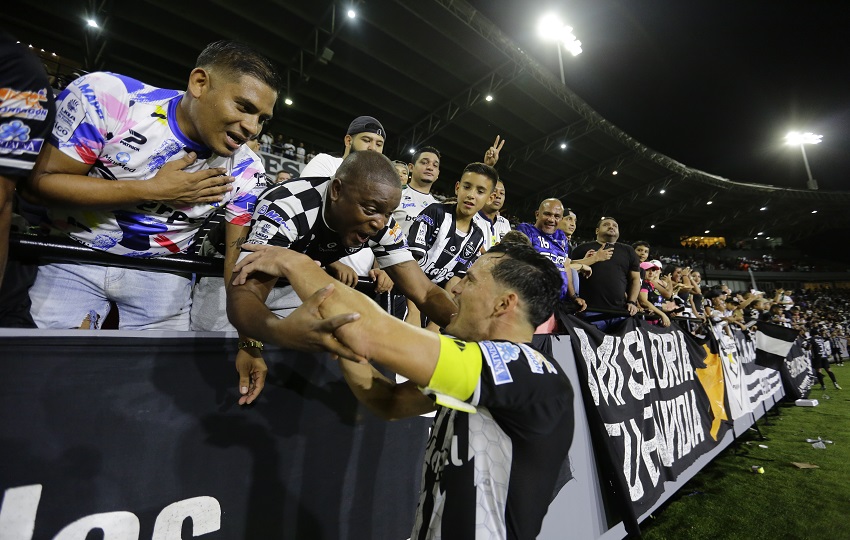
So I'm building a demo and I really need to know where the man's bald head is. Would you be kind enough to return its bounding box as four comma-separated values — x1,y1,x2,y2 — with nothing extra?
534,198,564,235
335,150,401,191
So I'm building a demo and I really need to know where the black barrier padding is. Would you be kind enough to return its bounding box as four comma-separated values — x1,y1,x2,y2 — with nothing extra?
0,335,430,539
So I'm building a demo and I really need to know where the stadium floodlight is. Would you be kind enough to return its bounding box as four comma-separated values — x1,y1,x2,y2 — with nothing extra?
86,19,98,28
347,9,356,19
785,131,822,190
537,13,582,85
485,94,493,102
284,98,293,106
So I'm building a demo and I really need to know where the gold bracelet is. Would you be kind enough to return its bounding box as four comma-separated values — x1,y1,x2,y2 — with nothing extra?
238,340,264,351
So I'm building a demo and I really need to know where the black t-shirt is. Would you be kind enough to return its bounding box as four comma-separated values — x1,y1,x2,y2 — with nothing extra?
571,241,640,310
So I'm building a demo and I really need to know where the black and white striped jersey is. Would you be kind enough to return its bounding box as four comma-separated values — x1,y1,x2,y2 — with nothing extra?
412,340,574,540
408,203,486,287
243,177,413,271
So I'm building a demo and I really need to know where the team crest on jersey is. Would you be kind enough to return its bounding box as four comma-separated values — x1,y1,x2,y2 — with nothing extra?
461,241,476,259
480,341,519,385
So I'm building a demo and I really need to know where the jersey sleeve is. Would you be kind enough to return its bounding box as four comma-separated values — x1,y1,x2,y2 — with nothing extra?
50,72,119,164
243,185,303,251
224,150,268,226
298,153,336,177
475,341,574,436
370,216,414,268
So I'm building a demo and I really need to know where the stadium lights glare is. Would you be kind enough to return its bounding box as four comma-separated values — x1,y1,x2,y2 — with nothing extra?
758,232,764,236
284,98,293,106
409,148,416,154
560,143,567,149
760,206,767,211
659,189,666,194
811,210,818,214
86,19,98,28
650,225,656,229
706,201,713,205
485,94,493,102
537,13,582,56
705,230,710,234
537,13,581,86
785,131,822,190
785,131,822,146
347,9,356,19
612,170,618,175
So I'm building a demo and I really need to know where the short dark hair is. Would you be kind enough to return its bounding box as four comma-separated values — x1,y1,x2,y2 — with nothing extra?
487,243,562,327
196,40,282,92
461,162,498,191
596,216,617,228
632,240,650,250
411,146,441,164
335,151,400,190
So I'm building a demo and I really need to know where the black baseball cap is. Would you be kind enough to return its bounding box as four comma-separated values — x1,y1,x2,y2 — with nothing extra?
347,116,386,139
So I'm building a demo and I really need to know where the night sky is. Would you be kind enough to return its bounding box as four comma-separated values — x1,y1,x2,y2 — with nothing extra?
468,0,849,191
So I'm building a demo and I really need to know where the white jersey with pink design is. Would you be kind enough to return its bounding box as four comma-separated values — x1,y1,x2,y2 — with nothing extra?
48,71,268,257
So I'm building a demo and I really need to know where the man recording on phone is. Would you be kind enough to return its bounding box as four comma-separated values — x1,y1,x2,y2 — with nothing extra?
570,217,641,331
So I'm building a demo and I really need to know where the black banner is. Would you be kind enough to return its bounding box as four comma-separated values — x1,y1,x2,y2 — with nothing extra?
0,335,429,539
562,316,729,525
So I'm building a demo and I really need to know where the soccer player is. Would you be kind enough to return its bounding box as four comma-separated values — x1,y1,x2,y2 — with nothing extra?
230,240,575,540
22,40,277,329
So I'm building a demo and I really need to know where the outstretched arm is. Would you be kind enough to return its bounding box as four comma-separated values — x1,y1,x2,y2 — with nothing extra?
231,245,471,418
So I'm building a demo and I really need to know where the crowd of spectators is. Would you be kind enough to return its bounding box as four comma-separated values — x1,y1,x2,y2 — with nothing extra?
6,34,850,539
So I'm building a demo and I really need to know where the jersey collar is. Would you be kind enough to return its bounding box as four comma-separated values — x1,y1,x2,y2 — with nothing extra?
167,95,212,159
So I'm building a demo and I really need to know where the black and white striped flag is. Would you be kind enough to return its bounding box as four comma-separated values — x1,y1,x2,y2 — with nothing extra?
755,322,798,367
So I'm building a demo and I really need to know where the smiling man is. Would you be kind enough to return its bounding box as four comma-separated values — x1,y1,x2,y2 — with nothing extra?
516,198,581,305
229,240,574,540
227,151,458,404
22,40,277,329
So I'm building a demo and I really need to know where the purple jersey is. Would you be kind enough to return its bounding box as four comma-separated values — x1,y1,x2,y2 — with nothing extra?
516,223,570,298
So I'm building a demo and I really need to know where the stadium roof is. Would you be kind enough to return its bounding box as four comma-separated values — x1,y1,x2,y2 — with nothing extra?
9,0,850,247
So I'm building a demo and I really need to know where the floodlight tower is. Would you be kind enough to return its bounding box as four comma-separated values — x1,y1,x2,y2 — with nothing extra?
537,13,582,85
785,131,822,190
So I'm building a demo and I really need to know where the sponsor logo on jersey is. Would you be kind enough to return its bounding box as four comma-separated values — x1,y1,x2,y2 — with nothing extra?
387,222,403,244
54,96,84,142
415,224,428,245
480,341,518,385
262,209,286,225
116,151,131,163
102,154,137,172
76,81,105,120
417,214,436,228
519,344,558,374
0,121,43,155
120,130,148,151
0,87,50,121
402,202,416,209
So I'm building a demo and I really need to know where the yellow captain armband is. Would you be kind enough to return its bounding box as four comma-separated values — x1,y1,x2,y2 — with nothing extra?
421,335,483,412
